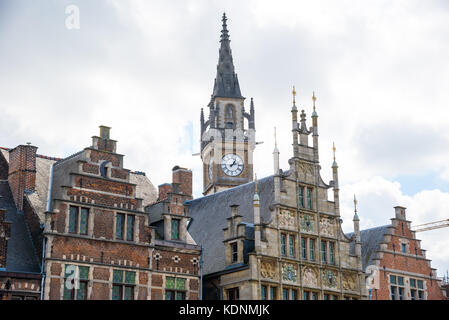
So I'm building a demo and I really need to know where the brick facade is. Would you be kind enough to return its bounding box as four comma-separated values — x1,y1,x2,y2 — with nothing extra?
42,127,200,300
367,207,446,300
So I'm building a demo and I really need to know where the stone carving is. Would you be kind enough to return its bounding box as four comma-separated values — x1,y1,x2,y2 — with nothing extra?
279,210,296,229
342,273,357,291
298,162,314,176
323,270,338,288
300,214,315,233
282,263,297,283
320,217,335,237
261,260,277,279
302,267,318,287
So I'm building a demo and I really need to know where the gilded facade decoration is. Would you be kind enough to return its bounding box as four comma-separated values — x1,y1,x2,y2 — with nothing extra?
323,269,338,288
260,260,277,279
302,267,318,287
320,216,335,237
342,273,357,291
282,263,297,283
279,210,296,229
300,214,315,233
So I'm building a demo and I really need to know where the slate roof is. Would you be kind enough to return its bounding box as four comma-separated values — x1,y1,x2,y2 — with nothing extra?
129,172,158,207
346,225,390,270
187,176,274,275
27,156,57,222
0,181,41,273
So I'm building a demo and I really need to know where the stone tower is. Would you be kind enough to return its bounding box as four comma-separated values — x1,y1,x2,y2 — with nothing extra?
200,13,256,195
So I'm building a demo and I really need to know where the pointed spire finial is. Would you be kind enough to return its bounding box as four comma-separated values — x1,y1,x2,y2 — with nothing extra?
333,142,336,161
312,91,316,111
292,86,296,106
255,173,258,193
353,194,360,221
274,127,278,149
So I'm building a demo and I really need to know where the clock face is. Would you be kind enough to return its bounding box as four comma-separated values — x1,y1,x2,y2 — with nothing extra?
221,154,244,176
208,159,213,181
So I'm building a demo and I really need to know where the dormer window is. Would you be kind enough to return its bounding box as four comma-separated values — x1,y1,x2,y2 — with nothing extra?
231,242,238,263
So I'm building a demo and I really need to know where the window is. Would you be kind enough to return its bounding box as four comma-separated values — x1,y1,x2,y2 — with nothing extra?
389,275,405,300
329,242,335,264
112,270,135,300
401,243,407,253
410,278,425,300
63,265,89,300
303,291,309,300
306,188,312,209
303,290,319,300
126,215,135,241
261,285,277,300
298,187,304,208
283,288,297,300
227,287,239,300
68,206,89,235
289,235,295,257
301,238,307,259
231,242,238,263
261,285,267,300
171,219,180,240
309,239,315,261
283,288,288,300
280,234,286,256
116,213,125,240
115,213,135,241
165,277,187,300
69,206,78,233
321,240,327,263
269,287,277,300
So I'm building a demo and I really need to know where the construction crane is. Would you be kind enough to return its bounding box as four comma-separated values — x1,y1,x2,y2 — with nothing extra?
412,219,449,232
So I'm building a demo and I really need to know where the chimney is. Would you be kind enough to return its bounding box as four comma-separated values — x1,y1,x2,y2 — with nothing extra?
158,183,173,201
8,144,38,211
91,125,117,153
172,166,192,198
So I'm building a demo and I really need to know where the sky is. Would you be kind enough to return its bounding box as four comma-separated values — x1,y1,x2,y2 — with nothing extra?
0,0,448,278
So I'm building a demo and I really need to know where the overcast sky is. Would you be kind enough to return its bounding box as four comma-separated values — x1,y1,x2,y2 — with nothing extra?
1,0,448,277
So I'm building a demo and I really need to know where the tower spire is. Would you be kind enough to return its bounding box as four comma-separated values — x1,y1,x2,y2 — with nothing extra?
212,13,243,99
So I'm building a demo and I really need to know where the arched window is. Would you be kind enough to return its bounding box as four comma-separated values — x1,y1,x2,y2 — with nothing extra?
225,104,236,129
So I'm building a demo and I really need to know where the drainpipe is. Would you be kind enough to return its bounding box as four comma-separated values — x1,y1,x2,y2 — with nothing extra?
40,162,54,300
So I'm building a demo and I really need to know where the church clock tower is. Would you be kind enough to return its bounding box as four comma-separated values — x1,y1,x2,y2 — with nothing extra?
200,13,256,196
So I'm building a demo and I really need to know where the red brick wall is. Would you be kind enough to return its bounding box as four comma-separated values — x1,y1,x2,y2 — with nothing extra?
152,249,200,275
89,149,121,167
158,184,173,201
82,163,99,175
0,273,41,300
67,189,137,209
74,175,134,197
172,167,192,197
374,216,445,300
